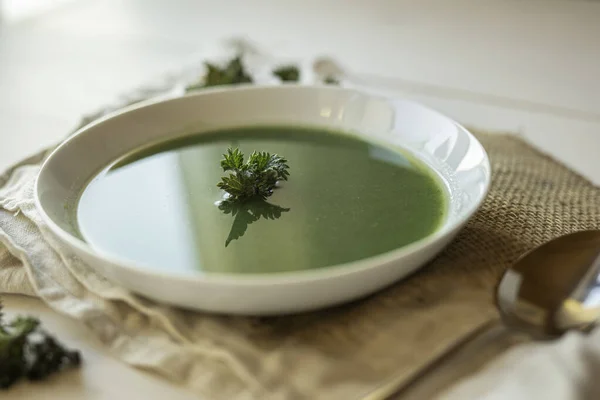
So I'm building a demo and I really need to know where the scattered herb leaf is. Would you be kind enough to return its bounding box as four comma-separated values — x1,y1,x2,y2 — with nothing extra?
324,76,339,85
219,199,290,246
273,65,300,82
185,54,335,91
185,55,253,91
217,147,290,201
0,299,81,389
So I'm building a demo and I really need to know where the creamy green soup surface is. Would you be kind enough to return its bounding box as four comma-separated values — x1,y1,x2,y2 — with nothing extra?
76,126,447,274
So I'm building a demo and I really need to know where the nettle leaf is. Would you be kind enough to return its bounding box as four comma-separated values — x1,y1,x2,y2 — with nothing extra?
324,76,339,85
0,296,81,389
217,147,290,201
185,55,253,91
221,148,245,171
273,65,300,82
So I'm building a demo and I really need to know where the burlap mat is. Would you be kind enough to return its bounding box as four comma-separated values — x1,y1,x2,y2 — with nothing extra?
0,50,599,398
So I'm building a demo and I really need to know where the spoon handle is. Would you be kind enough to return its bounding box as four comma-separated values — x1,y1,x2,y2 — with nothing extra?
362,319,528,400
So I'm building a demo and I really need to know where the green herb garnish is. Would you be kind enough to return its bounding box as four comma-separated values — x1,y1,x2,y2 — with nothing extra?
186,55,253,91
273,65,300,82
217,147,290,201
0,300,81,389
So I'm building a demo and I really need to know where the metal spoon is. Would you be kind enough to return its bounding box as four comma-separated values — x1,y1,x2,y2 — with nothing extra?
365,229,600,400
497,229,600,337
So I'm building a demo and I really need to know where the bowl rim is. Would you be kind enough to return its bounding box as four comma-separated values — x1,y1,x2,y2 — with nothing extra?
35,84,491,286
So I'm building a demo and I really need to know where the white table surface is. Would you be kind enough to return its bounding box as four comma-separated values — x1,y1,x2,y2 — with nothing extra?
1,0,599,398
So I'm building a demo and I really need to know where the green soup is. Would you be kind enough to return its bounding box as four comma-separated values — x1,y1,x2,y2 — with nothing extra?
76,126,447,274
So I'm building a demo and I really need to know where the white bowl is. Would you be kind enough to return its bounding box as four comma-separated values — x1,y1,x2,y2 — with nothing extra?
35,85,490,315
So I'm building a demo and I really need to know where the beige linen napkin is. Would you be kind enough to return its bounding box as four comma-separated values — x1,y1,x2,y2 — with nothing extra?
1,49,600,399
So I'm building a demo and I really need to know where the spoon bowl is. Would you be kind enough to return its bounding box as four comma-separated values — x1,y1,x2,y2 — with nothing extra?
497,230,600,337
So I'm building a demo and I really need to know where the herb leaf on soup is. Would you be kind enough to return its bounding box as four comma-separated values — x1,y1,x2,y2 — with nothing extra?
217,147,290,201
